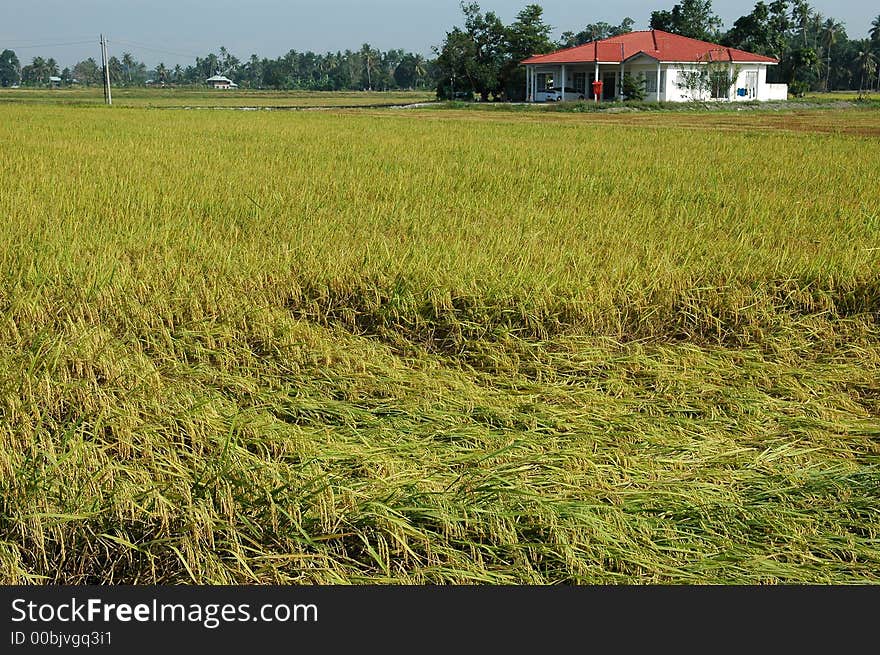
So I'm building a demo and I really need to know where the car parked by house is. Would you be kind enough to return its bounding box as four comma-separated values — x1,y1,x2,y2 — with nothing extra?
536,86,584,102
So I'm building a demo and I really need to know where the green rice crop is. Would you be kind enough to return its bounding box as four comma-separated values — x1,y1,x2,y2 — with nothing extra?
0,101,878,583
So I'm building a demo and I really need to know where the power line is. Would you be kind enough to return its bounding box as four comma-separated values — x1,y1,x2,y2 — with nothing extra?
0,35,95,42
0,36,201,59
4,34,233,65
1,40,96,49
109,39,207,60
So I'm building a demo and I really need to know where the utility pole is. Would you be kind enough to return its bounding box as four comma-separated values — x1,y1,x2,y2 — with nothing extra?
100,34,112,105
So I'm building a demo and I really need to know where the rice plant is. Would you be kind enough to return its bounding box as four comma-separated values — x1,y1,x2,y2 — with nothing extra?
0,100,877,584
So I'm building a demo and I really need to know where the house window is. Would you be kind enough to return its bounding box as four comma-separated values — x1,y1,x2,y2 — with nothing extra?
642,71,666,94
537,73,553,90
573,72,586,94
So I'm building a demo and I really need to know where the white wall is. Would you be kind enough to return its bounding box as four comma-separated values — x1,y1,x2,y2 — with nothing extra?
662,64,783,103
755,68,789,100
526,62,786,103
663,65,705,102
763,84,789,100
625,64,664,101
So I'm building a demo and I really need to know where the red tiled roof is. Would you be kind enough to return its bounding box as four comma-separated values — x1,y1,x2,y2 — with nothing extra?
522,30,778,65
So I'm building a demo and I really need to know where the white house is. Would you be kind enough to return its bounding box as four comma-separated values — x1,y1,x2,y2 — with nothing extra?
522,30,788,103
206,74,238,90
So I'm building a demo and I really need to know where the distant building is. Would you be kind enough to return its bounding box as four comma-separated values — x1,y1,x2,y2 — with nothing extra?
206,75,238,90
48,76,62,86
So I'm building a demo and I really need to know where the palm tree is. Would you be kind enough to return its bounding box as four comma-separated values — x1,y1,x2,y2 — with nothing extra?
344,49,360,88
318,52,336,88
34,57,50,84
870,15,880,43
360,43,377,90
854,44,878,94
821,18,843,91
24,56,46,84
107,56,123,85
412,54,427,88
155,62,168,84
246,54,261,87
791,1,813,47
205,53,219,77
121,52,136,84
869,14,880,89
809,12,824,50
172,64,183,84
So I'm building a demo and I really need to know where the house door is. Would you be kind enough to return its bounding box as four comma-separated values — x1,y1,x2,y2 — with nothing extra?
602,73,617,100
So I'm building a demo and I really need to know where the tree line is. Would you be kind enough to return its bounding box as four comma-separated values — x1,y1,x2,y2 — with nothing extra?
651,0,880,95
1,2,878,97
434,1,880,100
0,44,433,91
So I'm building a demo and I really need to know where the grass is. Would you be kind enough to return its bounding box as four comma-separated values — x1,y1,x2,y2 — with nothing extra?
0,99,878,584
403,104,880,137
437,95,880,116
802,90,879,101
0,86,435,107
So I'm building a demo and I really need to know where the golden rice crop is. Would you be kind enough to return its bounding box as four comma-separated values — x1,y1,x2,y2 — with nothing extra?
0,100,878,584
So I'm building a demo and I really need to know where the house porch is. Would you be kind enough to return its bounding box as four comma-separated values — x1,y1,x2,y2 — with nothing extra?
525,60,668,102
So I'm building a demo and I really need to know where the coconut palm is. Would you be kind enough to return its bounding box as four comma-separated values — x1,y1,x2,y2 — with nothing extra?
869,13,880,89
870,15,880,43
820,18,843,91
121,52,136,84
360,43,378,90
809,12,824,50
340,50,356,88
107,56,124,85
854,44,877,94
26,56,48,84
205,53,219,77
791,1,813,47
412,54,428,87
245,54,261,87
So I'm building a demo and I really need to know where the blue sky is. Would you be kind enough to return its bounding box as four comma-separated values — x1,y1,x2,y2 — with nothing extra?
1,1,877,67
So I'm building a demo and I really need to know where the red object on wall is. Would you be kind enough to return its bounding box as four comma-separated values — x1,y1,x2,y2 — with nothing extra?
591,79,603,101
